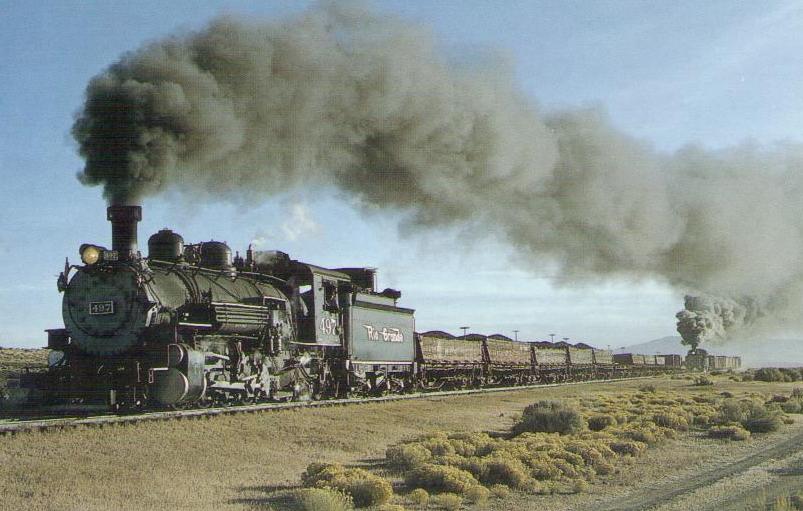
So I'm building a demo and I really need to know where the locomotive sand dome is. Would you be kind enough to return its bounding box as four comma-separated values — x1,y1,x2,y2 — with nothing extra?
147,228,184,261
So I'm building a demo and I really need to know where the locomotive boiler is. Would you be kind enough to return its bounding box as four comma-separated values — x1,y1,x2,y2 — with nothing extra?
36,205,416,409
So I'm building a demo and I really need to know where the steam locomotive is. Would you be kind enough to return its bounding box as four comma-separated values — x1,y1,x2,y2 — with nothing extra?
6,205,724,412
22,205,416,409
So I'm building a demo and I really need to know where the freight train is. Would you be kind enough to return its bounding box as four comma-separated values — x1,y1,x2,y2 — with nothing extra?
5,206,736,411
683,349,742,372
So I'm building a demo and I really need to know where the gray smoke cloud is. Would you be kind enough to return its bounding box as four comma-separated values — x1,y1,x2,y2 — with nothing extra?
72,4,803,346
675,295,763,350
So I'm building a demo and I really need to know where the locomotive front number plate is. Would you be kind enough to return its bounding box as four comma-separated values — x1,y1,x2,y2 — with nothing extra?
89,301,114,315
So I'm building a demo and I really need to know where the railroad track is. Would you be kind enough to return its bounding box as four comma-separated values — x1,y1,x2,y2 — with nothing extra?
0,375,656,435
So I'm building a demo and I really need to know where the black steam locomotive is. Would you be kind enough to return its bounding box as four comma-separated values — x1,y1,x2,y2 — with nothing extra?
25,205,415,409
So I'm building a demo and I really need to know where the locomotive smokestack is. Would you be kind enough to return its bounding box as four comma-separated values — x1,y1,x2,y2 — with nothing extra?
107,205,142,260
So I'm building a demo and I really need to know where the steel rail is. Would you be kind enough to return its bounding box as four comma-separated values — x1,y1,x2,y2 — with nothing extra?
0,375,658,435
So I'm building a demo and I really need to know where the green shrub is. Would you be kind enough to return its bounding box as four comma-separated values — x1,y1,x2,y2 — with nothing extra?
639,384,657,393
652,412,689,431
708,425,751,441
609,440,646,456
754,368,785,382
781,368,803,381
451,456,487,481
742,416,782,433
527,458,563,480
302,463,393,508
694,376,714,386
587,414,616,431
386,443,432,470
465,485,490,505
420,436,456,457
434,493,462,511
614,424,661,445
480,457,530,488
447,432,497,457
513,400,585,436
565,440,613,464
407,488,429,506
592,460,615,476
294,488,354,511
718,399,747,423
551,459,580,478
781,400,803,414
571,479,590,493
489,484,511,499
730,399,785,433
405,463,479,494
349,478,394,508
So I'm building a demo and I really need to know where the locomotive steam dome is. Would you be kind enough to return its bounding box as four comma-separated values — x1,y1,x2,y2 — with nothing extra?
62,268,154,356
200,241,233,270
148,228,184,261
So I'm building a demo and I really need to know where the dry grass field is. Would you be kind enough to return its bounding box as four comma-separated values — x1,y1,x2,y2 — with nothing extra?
1,375,802,511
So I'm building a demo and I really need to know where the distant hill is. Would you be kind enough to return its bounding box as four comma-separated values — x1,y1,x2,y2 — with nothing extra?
616,335,803,368
615,336,684,356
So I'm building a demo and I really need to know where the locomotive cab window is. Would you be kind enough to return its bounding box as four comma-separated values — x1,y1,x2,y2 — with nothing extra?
322,280,339,312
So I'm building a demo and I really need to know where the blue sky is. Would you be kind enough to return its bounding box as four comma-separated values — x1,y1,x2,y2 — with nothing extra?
1,0,802,348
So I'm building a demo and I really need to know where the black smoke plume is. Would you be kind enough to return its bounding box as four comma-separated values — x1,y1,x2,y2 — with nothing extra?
72,4,803,345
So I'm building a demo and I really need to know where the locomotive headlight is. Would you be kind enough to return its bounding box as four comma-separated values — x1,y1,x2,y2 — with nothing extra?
80,244,102,265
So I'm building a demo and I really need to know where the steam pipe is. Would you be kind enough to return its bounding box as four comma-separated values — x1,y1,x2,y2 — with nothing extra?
107,205,142,260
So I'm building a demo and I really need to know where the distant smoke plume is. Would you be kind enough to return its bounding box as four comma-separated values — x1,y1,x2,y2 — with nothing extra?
675,295,763,350
72,4,803,345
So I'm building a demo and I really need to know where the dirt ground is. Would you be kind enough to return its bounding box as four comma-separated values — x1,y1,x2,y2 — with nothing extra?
1,375,802,511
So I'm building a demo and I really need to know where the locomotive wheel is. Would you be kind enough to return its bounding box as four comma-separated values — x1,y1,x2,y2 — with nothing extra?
292,382,313,402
